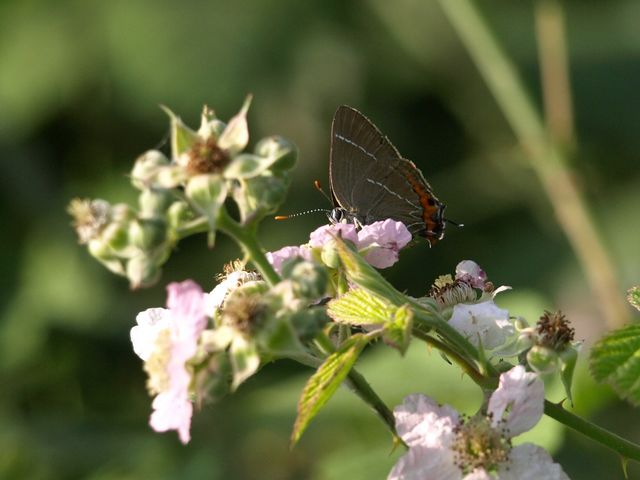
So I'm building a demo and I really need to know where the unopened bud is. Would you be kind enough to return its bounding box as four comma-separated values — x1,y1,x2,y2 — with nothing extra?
284,260,328,300
131,150,170,190
138,188,173,218
320,240,341,269
129,218,167,251
254,136,297,172
126,254,160,289
526,345,558,374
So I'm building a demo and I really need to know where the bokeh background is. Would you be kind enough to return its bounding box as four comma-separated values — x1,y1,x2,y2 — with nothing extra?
2,0,640,478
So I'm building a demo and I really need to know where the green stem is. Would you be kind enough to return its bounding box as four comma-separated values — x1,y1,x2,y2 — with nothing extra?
175,217,209,238
545,401,640,462
437,0,628,329
216,207,280,286
412,329,494,389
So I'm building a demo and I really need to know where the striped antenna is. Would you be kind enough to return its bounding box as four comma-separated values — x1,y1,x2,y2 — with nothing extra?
274,208,329,221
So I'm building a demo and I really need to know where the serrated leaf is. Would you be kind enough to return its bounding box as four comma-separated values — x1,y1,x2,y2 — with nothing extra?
590,324,640,406
327,288,394,325
291,334,368,446
627,286,640,312
383,304,413,355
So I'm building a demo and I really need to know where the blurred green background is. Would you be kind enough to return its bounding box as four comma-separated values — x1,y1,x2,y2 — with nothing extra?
1,0,640,478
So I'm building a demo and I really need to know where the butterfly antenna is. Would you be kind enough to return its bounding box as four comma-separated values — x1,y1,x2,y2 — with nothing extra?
274,208,330,221
445,218,464,228
314,180,334,204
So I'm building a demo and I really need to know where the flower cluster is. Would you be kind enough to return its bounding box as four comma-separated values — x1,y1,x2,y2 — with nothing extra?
69,97,297,288
389,366,569,479
267,218,412,274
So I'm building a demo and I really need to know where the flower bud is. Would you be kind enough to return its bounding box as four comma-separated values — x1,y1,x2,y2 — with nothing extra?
185,175,227,229
254,136,297,172
232,174,289,222
131,150,170,190
129,218,167,251
320,239,341,269
138,188,174,218
167,201,194,230
101,221,130,252
283,259,328,300
526,345,558,374
126,254,160,289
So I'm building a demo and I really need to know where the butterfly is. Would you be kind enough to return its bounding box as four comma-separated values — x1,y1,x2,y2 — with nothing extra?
328,105,448,246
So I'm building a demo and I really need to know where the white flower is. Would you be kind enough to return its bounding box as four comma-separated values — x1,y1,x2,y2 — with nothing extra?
205,270,261,313
389,366,568,480
448,301,514,350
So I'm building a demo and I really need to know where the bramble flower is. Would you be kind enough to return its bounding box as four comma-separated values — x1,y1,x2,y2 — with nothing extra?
455,260,488,290
130,280,208,444
389,366,568,480
448,301,514,350
267,219,412,273
205,261,262,314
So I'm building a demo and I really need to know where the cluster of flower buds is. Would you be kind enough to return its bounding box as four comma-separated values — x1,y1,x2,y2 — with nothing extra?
68,97,297,288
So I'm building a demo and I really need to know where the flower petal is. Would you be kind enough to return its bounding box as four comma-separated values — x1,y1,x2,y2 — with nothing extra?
266,245,310,275
358,220,412,269
448,301,514,350
488,366,544,437
393,394,459,448
455,260,487,289
388,446,461,480
130,308,171,361
497,443,569,480
309,223,358,248
149,389,194,444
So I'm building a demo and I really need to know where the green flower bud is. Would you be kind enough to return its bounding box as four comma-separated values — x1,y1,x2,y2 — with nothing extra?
283,259,328,300
185,174,227,232
167,201,194,230
138,188,174,218
131,150,170,190
88,237,116,263
526,345,558,374
126,254,160,289
320,239,341,269
129,218,167,251
101,221,129,252
254,136,297,172
233,173,289,222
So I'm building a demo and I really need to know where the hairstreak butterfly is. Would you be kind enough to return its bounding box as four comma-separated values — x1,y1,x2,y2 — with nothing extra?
329,105,448,246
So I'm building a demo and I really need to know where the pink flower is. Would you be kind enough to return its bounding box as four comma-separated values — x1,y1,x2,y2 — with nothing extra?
455,260,487,289
389,366,567,479
357,219,412,269
130,280,207,444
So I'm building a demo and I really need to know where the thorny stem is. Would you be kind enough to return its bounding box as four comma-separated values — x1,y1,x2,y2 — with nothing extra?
437,0,628,330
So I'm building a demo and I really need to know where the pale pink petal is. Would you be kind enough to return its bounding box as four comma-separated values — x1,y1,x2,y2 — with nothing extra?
394,394,459,448
130,308,170,361
455,260,487,289
166,280,207,334
308,223,358,248
388,446,461,480
488,366,544,437
149,390,194,444
266,245,310,274
358,220,412,268
497,443,569,480
448,301,514,350
462,469,493,480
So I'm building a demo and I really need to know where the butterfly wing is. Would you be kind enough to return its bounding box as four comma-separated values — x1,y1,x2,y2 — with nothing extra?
329,105,402,213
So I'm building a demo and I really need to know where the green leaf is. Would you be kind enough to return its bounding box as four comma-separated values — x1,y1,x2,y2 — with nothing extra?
332,236,406,306
327,288,394,325
627,286,640,312
383,304,413,355
590,324,640,406
291,334,368,446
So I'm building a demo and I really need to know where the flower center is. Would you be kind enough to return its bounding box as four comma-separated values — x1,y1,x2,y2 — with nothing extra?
536,310,574,350
144,328,172,395
452,415,511,474
187,137,229,174
222,292,266,336
429,275,478,308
